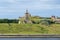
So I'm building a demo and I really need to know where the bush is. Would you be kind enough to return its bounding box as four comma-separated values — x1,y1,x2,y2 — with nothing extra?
40,20,51,26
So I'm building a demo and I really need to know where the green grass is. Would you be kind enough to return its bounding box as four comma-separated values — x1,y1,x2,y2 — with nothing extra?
0,23,60,34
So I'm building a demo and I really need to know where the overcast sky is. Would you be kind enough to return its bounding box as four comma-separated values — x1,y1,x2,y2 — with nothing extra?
0,0,60,19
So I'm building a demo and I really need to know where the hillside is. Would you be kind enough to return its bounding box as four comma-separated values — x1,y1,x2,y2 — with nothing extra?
0,23,60,34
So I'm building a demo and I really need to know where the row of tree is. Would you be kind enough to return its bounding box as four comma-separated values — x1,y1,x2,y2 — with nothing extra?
0,19,18,23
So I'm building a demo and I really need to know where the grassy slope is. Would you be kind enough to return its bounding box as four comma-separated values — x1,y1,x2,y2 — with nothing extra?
0,23,60,34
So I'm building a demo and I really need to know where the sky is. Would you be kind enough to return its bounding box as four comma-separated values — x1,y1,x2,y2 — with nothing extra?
0,0,60,19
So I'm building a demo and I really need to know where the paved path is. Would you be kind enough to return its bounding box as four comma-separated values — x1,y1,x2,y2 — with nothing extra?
0,34,60,38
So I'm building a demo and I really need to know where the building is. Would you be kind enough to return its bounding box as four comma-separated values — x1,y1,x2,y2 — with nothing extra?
51,16,60,23
24,10,31,23
51,16,56,22
18,10,32,24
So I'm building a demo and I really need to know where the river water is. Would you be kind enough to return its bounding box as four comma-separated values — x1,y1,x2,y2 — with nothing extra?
0,38,60,40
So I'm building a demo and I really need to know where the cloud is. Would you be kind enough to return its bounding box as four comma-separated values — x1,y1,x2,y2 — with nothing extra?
0,0,60,18
0,0,15,3
0,0,60,17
